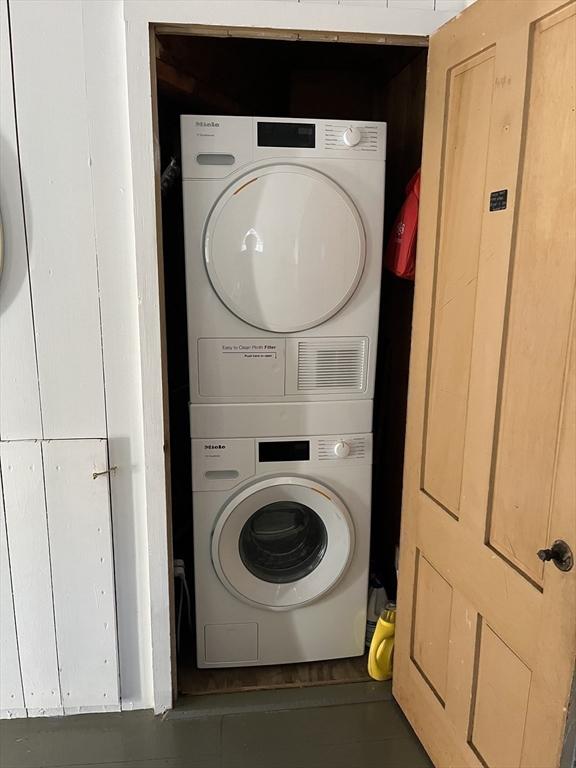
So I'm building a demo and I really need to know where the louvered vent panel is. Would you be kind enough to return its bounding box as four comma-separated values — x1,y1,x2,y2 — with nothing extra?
324,124,379,152
297,338,367,392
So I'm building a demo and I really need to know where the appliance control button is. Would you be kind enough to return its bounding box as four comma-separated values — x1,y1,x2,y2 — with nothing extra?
343,127,362,147
334,441,351,458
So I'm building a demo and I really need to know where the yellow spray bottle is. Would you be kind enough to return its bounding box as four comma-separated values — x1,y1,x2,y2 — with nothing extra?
367,602,396,681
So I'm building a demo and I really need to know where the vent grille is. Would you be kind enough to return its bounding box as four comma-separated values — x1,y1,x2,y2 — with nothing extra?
318,437,367,461
324,124,379,152
297,338,367,392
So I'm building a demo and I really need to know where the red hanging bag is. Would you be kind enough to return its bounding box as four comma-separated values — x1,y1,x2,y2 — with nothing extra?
384,169,421,281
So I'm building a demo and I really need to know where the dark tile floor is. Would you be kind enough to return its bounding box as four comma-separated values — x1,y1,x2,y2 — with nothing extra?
0,687,432,768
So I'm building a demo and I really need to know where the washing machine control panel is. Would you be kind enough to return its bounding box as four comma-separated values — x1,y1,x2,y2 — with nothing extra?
192,434,372,491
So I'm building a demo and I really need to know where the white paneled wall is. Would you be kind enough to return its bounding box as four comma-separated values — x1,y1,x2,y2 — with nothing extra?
0,0,149,718
43,440,119,714
0,441,120,717
0,491,25,718
0,0,473,718
0,0,41,440
79,0,153,713
1,441,62,717
9,2,106,440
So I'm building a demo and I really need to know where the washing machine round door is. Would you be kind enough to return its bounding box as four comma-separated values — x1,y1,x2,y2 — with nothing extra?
212,477,355,609
204,165,366,333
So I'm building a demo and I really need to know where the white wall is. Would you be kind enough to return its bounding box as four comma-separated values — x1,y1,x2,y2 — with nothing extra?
0,0,152,715
0,0,471,718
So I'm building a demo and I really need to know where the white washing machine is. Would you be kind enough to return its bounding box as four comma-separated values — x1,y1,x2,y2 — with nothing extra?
181,116,386,434
192,432,372,667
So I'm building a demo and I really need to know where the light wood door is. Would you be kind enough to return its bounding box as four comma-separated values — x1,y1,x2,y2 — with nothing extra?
394,1,576,767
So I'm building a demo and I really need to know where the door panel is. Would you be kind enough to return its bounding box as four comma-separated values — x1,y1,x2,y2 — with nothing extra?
423,47,496,516
43,439,120,713
0,486,25,718
470,622,532,768
395,2,576,767
0,439,120,716
411,553,452,703
1,441,62,716
488,4,576,585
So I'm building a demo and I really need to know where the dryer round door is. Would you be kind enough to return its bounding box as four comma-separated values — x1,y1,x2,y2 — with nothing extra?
204,165,366,333
211,476,355,609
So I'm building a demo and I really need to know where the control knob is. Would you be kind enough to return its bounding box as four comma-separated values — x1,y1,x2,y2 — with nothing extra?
334,441,351,458
343,126,362,147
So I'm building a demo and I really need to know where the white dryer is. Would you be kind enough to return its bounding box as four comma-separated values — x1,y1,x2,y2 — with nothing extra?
192,432,372,667
181,116,386,432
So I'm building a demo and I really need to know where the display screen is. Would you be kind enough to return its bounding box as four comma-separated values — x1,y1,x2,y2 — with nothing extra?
257,122,315,148
258,440,310,462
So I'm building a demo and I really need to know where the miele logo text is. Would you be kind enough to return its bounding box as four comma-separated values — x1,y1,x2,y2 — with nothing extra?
196,121,220,128
205,444,225,450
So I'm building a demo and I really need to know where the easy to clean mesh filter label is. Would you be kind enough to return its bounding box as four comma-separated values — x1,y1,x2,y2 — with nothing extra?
221,342,279,359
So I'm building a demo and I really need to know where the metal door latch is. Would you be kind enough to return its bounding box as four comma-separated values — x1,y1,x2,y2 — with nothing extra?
537,540,573,572
92,466,118,480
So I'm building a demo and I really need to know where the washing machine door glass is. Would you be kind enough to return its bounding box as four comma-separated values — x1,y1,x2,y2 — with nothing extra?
212,477,355,609
239,500,328,584
204,165,366,333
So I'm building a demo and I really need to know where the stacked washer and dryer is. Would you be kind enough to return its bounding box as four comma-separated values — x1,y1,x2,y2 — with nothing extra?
181,116,386,668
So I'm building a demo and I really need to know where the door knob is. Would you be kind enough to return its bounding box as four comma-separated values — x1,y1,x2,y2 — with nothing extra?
537,540,573,572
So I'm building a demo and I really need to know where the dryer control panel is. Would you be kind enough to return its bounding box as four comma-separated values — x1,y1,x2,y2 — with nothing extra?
192,433,372,491
181,115,386,179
